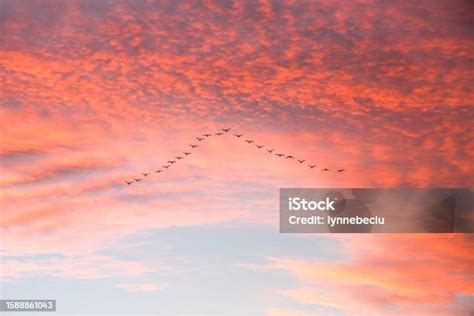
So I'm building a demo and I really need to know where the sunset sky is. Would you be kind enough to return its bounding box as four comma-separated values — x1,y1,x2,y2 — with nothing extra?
0,0,473,315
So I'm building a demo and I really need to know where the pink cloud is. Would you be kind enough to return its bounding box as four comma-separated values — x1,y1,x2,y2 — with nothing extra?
1,0,472,284
115,282,169,292
264,235,474,315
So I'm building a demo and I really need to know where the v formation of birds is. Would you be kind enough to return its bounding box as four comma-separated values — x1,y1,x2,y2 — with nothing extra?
124,128,345,185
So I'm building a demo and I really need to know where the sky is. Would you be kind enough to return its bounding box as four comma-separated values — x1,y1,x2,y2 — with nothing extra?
0,0,473,315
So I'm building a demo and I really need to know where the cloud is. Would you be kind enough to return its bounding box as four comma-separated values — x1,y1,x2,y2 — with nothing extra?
0,149,47,165
115,282,169,292
265,307,314,316
265,235,474,315
0,0,473,283
1,158,122,187
1,254,152,280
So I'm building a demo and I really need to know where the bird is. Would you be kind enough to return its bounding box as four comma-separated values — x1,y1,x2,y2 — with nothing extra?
122,128,343,188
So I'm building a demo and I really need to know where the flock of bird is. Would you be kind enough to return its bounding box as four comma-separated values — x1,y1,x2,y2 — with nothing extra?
124,128,345,185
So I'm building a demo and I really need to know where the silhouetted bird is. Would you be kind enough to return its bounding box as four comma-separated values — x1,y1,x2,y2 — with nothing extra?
203,134,212,137
175,157,183,160
256,145,264,149
322,168,329,171
245,140,254,144
337,169,345,173
189,144,198,148
215,132,224,136
155,170,162,173
222,128,231,132
276,153,285,157
234,134,243,138
308,165,316,169
286,155,294,159
196,137,204,141
142,173,150,177
168,160,176,164
183,152,191,155
163,165,170,169
125,181,133,185
297,159,305,164
134,178,142,182
267,149,274,153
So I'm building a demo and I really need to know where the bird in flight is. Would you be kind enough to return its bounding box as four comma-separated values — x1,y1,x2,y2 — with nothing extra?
183,152,191,155
215,132,224,136
267,149,274,153
256,145,264,149
245,139,254,144
142,173,150,177
297,159,305,164
308,165,316,169
286,155,294,159
234,134,243,138
134,178,142,182
168,160,176,164
203,133,212,137
163,165,170,169
275,153,285,157
222,128,231,132
155,170,162,173
337,169,345,173
322,168,329,171
125,181,133,185
189,144,198,148
175,156,183,160
196,137,204,141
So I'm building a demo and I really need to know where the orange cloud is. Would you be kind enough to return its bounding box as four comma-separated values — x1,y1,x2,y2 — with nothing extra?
1,0,473,284
267,235,474,315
